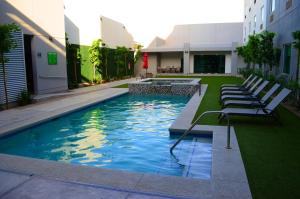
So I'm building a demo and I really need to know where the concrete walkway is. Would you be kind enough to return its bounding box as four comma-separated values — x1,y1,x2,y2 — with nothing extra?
32,78,137,102
0,170,185,199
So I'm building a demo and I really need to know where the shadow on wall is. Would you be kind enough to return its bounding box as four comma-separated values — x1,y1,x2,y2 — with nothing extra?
0,1,66,56
0,0,67,94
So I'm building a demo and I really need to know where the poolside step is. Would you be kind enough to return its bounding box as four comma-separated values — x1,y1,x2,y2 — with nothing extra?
181,138,212,179
157,138,211,179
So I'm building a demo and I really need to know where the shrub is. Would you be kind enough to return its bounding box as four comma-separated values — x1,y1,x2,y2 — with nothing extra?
18,90,31,106
238,68,264,79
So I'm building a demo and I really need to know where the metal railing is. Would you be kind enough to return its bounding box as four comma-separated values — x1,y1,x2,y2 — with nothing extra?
170,111,231,155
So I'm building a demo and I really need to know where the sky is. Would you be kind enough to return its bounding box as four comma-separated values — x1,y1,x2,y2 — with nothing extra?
64,0,244,46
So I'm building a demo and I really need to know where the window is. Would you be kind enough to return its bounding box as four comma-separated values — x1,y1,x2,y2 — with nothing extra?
261,6,265,22
283,44,291,74
270,0,275,13
254,15,257,33
286,0,292,10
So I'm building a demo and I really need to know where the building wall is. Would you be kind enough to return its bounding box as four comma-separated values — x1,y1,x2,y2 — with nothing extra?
100,16,134,49
64,6,135,49
144,23,244,75
266,0,300,81
164,23,243,48
244,0,267,43
160,53,182,68
0,0,68,95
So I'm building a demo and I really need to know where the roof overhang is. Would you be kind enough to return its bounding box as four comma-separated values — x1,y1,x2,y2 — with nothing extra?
142,43,234,53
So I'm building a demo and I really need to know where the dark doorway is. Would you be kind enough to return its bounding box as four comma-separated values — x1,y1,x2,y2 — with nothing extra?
194,55,225,73
23,34,34,94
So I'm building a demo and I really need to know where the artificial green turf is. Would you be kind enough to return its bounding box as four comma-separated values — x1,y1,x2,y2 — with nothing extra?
113,83,129,88
158,75,300,199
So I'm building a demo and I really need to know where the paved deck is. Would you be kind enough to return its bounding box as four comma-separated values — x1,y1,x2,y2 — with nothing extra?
0,79,252,199
0,170,185,199
32,78,137,102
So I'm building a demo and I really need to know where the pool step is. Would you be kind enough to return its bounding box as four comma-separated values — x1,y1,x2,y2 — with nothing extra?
157,138,211,179
180,138,212,179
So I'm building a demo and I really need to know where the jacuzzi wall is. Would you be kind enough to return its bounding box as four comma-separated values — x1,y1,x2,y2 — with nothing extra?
129,79,201,96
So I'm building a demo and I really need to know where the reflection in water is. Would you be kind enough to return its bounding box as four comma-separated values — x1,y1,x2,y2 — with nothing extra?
0,94,212,177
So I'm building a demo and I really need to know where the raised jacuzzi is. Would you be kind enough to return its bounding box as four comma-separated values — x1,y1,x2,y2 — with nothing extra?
129,78,201,96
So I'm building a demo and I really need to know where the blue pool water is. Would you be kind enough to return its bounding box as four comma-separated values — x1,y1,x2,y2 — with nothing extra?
0,94,212,178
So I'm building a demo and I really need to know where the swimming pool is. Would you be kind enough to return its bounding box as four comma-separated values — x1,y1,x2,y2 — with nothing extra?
0,94,212,179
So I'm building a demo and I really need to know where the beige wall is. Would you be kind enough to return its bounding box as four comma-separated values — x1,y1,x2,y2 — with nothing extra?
100,16,134,49
160,53,182,68
163,23,243,48
135,54,157,76
0,0,68,94
64,8,135,49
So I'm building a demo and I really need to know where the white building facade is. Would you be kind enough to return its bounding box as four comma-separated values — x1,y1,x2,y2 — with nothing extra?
64,5,135,49
0,0,68,101
139,23,243,75
243,0,267,43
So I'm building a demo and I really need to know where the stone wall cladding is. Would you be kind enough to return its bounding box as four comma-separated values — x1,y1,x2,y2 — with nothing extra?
128,78,201,96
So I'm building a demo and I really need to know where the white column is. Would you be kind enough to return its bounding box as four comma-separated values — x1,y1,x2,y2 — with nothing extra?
225,54,232,74
183,42,190,74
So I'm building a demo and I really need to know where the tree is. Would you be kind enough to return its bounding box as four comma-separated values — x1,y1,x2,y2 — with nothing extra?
247,34,262,69
88,39,102,83
292,31,300,82
114,46,130,78
133,43,143,64
0,23,20,109
236,45,251,68
259,31,276,76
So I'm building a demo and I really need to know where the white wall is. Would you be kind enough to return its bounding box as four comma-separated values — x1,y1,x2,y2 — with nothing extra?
136,54,157,76
163,23,243,48
64,5,135,48
244,0,267,43
0,0,68,94
160,53,182,68
189,54,194,73
100,16,134,49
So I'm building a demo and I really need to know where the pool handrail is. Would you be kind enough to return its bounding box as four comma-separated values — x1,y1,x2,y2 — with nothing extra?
170,111,231,155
